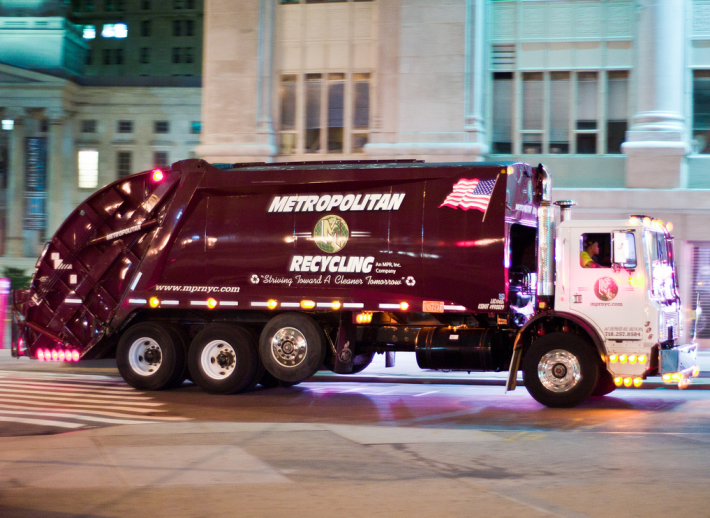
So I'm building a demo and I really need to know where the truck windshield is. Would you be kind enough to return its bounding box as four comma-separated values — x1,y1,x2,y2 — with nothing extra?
644,230,678,302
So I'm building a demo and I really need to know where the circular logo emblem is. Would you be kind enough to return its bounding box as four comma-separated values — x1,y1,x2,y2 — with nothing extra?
313,215,349,253
594,277,618,301
251,275,260,284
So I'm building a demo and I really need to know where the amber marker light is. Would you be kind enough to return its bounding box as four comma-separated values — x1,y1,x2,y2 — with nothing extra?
638,354,648,364
629,216,639,225
614,377,623,386
609,354,618,363
301,300,315,309
400,302,409,311
267,299,278,310
666,221,673,232
662,373,672,383
693,365,701,378
633,378,643,388
149,297,160,308
331,301,342,310
619,354,627,363
623,377,632,387
356,312,373,324
152,169,164,182
207,298,218,309
629,354,637,364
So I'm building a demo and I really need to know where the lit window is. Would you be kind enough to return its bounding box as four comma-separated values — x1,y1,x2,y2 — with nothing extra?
2,120,14,131
102,23,127,38
693,70,710,154
78,150,99,189
190,121,201,134
83,25,96,39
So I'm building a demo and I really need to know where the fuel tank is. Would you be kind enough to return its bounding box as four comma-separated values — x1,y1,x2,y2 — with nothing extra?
415,326,514,371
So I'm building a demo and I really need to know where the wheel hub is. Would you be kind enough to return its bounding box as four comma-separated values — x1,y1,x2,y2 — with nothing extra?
537,349,581,393
271,327,307,368
128,338,163,377
202,340,237,380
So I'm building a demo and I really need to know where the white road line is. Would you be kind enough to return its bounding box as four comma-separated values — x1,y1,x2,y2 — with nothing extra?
0,391,163,406
0,416,84,429
0,380,144,395
0,410,161,426
0,403,186,421
0,387,155,402
0,400,169,414
413,390,439,397
0,372,127,385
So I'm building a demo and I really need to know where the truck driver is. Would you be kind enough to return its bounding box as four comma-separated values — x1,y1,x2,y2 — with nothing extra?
581,240,601,268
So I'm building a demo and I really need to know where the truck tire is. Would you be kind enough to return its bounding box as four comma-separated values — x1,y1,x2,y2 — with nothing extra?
591,368,617,397
117,322,186,391
187,324,258,394
259,313,327,384
522,332,599,408
258,371,301,389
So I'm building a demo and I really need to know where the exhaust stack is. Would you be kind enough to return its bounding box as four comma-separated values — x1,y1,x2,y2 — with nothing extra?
554,200,577,222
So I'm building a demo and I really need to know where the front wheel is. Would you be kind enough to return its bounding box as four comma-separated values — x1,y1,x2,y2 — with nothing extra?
117,322,186,391
522,332,599,408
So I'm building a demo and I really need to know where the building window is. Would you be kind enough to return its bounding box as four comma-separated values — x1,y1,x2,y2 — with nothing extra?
191,121,202,134
141,0,151,9
117,0,125,11
173,20,182,37
141,20,151,37
82,25,96,39
86,49,93,65
693,70,710,154
105,0,114,11
172,47,181,63
115,48,125,65
85,0,94,11
2,120,14,131
103,49,111,65
140,47,150,64
278,72,370,155
101,23,127,38
81,120,97,133
154,121,170,134
117,151,132,178
186,0,195,8
154,151,169,168
78,150,99,189
186,19,194,36
185,47,194,63
117,120,133,133
490,70,627,155
174,0,183,9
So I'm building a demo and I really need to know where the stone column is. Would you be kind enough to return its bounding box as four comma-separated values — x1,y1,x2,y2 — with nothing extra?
5,108,25,257
622,0,687,188
45,108,66,237
463,0,488,157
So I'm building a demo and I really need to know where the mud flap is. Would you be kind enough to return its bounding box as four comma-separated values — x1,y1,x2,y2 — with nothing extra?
505,333,525,392
332,322,358,374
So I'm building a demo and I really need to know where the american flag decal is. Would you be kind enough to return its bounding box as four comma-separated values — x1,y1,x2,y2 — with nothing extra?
439,178,496,213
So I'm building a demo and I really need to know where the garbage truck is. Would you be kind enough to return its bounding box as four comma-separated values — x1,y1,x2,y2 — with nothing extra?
10,159,699,407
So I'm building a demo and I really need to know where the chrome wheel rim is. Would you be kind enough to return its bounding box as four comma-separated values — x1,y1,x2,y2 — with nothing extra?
201,340,237,380
537,349,581,393
128,337,162,377
271,327,307,368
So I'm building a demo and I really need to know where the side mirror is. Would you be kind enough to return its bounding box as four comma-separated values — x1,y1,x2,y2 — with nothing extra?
612,231,637,269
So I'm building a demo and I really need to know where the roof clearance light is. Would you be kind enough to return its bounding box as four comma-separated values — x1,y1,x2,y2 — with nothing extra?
633,378,643,388
267,299,278,310
149,297,160,308
72,350,80,362
400,302,409,311
356,312,373,324
207,298,218,309
301,300,315,309
629,216,639,225
643,217,651,227
609,354,618,363
666,221,673,232
331,301,342,310
152,169,164,182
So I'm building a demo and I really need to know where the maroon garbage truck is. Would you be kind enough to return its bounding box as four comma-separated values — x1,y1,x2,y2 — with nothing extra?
11,160,698,407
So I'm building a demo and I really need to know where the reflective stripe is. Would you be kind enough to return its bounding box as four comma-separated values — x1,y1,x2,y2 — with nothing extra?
379,304,401,310
190,301,208,306
220,301,239,307
316,302,333,308
65,298,82,304
343,303,364,309
130,272,142,290
161,300,179,305
251,302,269,307
444,305,466,311
280,302,300,308
128,298,147,304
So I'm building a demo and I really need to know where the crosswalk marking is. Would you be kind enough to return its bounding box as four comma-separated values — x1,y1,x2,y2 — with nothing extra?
0,371,189,432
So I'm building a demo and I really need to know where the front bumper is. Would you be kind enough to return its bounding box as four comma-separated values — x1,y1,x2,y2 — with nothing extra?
660,343,699,388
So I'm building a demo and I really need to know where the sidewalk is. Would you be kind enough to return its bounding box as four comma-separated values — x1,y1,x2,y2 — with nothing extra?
2,348,709,389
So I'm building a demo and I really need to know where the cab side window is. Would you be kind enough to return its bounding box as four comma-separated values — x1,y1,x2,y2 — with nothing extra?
580,233,611,268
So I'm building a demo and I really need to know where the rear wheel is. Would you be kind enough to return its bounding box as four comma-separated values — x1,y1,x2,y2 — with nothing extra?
522,332,599,408
188,324,259,394
259,313,326,384
117,322,186,391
